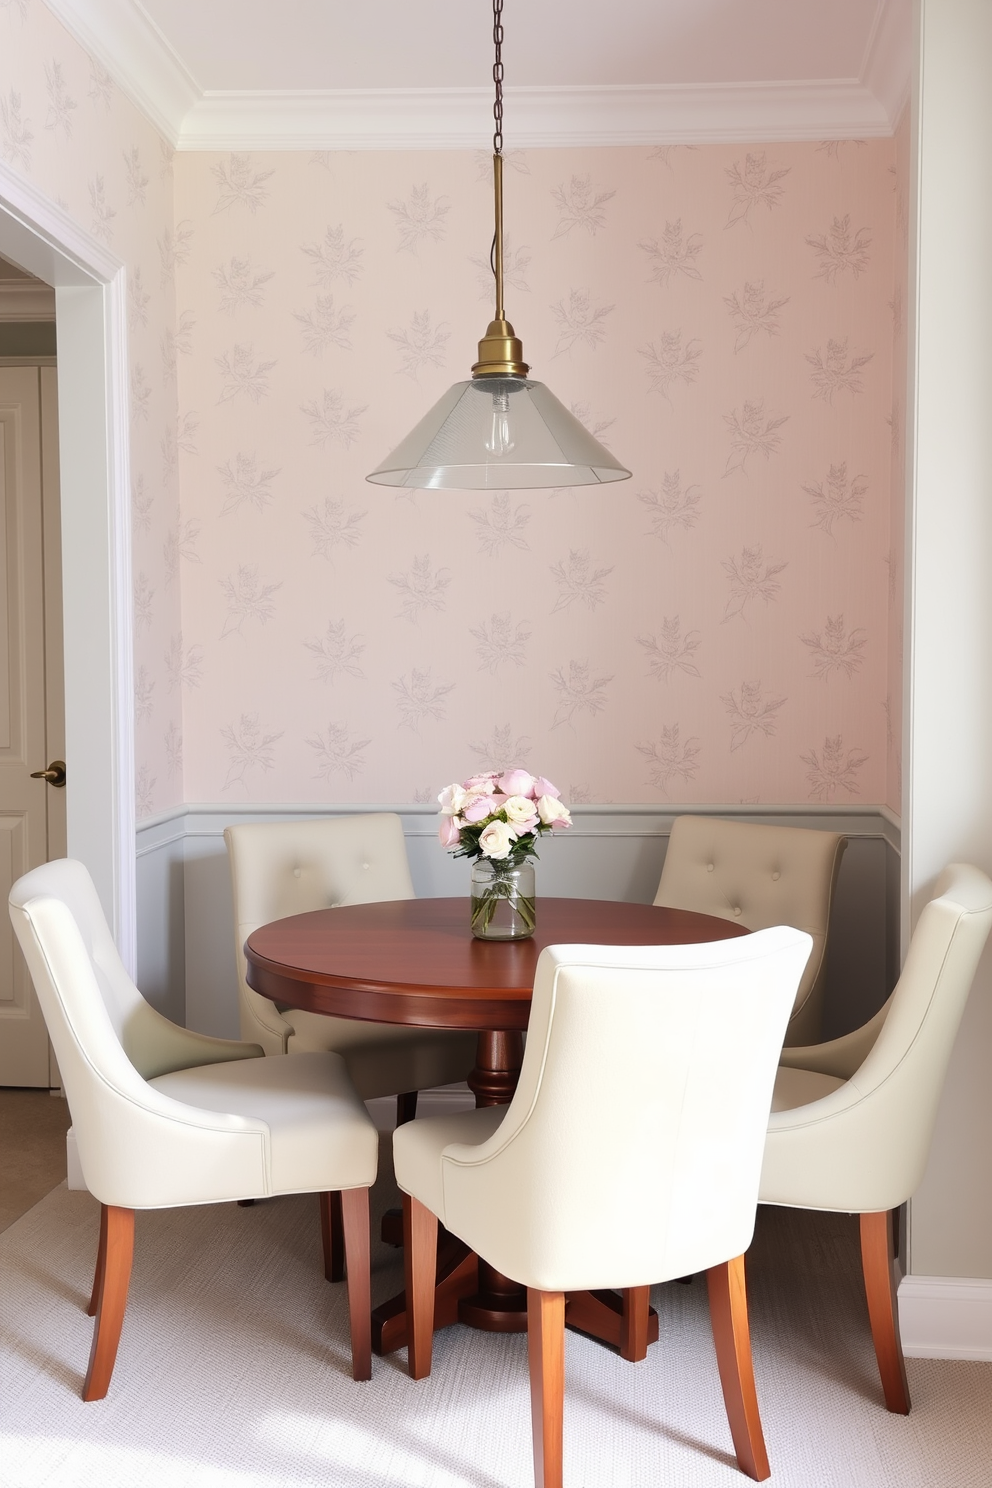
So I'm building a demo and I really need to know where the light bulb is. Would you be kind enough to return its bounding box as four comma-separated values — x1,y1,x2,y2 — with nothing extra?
485,389,514,457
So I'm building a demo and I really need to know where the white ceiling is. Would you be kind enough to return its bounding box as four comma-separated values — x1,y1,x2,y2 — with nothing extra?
139,0,883,92
44,0,911,149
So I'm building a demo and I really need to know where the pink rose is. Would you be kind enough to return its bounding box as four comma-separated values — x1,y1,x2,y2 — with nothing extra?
531,776,560,800
498,768,536,798
438,816,463,848
464,772,498,793
462,795,495,824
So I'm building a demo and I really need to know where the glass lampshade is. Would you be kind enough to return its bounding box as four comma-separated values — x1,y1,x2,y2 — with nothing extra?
366,376,631,490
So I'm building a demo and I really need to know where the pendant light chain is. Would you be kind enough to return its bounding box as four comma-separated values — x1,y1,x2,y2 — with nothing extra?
489,0,505,316
365,0,630,487
492,0,504,157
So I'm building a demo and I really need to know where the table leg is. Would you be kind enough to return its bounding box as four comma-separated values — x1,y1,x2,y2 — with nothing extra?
467,1029,522,1107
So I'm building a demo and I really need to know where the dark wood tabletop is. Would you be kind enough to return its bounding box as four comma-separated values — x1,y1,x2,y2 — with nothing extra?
244,896,748,1032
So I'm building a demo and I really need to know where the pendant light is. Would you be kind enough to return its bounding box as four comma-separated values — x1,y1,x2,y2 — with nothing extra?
366,0,631,491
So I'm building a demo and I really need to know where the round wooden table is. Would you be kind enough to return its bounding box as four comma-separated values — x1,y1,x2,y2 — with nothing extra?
246,896,747,1358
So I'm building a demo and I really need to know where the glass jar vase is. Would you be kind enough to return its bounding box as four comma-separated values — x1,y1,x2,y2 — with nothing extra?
470,858,536,941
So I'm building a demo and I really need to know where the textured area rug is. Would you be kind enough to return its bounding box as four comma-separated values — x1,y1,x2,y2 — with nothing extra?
1,1142,990,1488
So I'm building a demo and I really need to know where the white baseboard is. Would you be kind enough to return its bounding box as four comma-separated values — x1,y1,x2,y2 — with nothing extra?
898,1274,992,1360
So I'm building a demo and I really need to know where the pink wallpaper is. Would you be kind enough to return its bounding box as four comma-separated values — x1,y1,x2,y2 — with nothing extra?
887,106,910,818
174,140,896,807
0,0,182,819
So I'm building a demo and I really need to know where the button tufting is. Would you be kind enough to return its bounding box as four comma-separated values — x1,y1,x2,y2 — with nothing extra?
706,863,714,873
362,862,370,870
293,867,301,878
733,906,742,916
772,871,781,881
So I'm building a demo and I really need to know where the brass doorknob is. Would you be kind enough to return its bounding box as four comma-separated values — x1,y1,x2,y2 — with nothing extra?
30,760,66,788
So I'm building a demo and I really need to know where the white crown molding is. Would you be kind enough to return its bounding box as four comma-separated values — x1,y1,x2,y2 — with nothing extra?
42,0,200,147
178,81,895,151
863,0,912,127
899,1274,992,1360
43,0,906,149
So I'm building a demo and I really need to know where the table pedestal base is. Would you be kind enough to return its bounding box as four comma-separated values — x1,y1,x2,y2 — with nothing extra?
371,1224,659,1360
371,1028,658,1360
458,1258,530,1332
372,1232,478,1356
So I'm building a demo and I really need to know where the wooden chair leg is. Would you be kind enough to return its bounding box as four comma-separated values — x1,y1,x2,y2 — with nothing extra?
403,1193,438,1379
86,1201,110,1316
706,1255,770,1482
396,1091,418,1126
83,1205,134,1402
340,1187,372,1381
527,1289,565,1488
319,1191,345,1282
620,1284,651,1362
860,1210,911,1414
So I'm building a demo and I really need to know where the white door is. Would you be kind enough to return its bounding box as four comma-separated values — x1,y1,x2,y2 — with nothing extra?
0,365,65,1086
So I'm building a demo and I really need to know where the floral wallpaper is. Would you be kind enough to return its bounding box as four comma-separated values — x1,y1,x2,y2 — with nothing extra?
887,105,910,818
0,0,182,819
1,0,901,815
174,139,896,807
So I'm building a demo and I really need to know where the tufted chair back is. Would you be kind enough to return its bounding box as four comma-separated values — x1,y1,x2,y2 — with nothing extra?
225,814,416,1052
654,815,846,1045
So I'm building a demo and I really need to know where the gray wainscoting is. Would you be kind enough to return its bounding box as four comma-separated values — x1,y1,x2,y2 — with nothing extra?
136,803,900,1042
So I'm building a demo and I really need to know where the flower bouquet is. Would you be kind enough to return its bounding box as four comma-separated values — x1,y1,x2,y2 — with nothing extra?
438,768,572,940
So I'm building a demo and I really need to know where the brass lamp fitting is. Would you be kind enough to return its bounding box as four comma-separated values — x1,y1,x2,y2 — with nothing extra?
472,318,529,378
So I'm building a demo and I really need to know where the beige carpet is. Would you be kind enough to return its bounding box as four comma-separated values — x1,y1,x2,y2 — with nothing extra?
1,1143,990,1488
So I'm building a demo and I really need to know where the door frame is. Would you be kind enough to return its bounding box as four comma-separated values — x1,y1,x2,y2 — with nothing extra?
0,163,136,973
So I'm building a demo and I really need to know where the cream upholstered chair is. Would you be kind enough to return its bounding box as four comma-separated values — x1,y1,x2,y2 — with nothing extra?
394,928,813,1487
225,815,476,1122
761,862,992,1415
654,814,846,1046
8,859,379,1400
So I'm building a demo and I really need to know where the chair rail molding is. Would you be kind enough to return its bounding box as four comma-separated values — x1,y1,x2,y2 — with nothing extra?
136,801,898,1051
0,158,136,973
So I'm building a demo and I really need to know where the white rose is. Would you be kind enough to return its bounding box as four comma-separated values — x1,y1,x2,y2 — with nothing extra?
537,794,571,826
438,782,468,816
478,820,515,859
503,794,536,823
